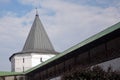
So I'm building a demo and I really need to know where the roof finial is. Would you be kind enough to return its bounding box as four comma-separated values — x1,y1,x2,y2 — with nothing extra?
36,8,39,16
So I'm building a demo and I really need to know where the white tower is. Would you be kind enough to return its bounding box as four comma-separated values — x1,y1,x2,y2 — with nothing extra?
9,11,58,72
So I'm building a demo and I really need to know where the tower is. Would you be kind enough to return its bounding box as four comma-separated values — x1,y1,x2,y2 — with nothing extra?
9,11,58,72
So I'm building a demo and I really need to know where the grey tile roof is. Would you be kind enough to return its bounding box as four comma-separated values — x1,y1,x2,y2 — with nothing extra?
22,14,55,53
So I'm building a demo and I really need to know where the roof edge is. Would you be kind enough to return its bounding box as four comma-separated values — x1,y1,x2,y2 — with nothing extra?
0,71,24,77
9,51,59,61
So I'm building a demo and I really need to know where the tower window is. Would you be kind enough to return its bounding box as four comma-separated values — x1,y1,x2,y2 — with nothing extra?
23,66,24,72
23,58,24,63
40,58,43,62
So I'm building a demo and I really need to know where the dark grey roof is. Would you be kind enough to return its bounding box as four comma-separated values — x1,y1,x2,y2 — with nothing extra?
22,14,55,53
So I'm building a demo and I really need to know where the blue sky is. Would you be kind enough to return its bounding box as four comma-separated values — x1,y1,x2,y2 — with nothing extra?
0,0,120,71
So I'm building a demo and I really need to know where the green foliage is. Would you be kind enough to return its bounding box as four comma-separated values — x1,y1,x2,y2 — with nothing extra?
62,66,120,80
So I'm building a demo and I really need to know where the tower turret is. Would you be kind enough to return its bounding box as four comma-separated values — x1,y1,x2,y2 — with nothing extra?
10,11,58,72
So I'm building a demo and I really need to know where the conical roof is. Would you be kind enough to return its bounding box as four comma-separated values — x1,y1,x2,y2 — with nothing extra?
22,13,55,53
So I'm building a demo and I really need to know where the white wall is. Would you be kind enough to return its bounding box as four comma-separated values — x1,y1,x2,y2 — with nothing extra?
97,57,120,71
50,76,61,80
11,53,56,72
11,53,32,72
31,53,55,67
11,57,15,71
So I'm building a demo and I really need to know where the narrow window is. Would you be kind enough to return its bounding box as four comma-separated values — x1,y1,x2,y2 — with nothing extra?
23,58,24,63
40,58,43,62
23,66,24,72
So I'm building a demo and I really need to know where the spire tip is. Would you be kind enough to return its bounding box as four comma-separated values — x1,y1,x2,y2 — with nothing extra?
36,8,39,16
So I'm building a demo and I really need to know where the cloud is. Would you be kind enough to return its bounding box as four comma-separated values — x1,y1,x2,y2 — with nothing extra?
38,0,120,51
95,0,119,5
0,0,120,71
18,0,41,7
18,0,120,9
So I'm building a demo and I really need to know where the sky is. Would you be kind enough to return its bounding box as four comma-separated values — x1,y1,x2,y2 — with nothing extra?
0,0,120,71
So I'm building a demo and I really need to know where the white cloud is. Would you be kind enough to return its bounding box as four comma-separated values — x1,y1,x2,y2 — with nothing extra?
18,0,41,7
0,12,34,52
0,0,120,71
38,0,120,51
95,0,120,5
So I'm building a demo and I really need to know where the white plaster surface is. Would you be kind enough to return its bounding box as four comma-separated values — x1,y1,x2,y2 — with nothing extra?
97,57,120,71
11,53,55,72
31,53,55,67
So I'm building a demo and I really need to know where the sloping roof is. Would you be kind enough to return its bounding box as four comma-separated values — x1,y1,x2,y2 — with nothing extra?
9,13,57,61
0,72,23,76
24,22,120,74
22,14,55,53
